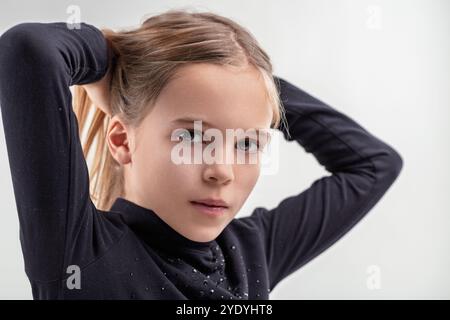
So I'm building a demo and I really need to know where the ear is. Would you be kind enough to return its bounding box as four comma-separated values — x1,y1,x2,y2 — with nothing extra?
107,115,132,165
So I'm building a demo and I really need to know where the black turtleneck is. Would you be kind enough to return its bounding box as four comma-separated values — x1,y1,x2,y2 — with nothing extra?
0,22,403,300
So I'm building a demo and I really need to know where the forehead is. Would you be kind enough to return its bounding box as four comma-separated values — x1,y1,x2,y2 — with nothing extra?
151,63,273,131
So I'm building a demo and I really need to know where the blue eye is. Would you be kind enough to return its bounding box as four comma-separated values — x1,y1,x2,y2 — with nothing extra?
174,129,261,153
236,138,259,153
176,129,203,143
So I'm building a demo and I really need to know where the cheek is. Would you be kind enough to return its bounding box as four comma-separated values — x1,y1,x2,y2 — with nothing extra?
132,137,170,189
167,163,199,190
153,143,200,194
234,164,260,199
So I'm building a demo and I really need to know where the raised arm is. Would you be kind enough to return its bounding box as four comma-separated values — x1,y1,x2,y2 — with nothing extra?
0,22,113,282
250,76,403,290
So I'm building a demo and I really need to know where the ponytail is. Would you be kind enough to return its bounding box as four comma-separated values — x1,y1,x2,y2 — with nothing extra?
73,85,123,211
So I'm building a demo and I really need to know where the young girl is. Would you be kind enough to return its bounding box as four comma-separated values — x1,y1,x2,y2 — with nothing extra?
0,10,403,300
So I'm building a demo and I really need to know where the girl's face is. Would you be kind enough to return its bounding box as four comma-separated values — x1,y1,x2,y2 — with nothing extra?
108,63,273,242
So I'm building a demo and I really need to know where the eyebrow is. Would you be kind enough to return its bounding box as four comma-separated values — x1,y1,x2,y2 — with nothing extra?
170,116,215,128
170,116,269,133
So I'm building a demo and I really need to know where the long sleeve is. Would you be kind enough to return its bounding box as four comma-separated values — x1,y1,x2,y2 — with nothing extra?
0,22,115,283
250,76,403,290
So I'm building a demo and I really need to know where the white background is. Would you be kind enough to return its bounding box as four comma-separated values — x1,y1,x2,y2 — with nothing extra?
0,0,448,299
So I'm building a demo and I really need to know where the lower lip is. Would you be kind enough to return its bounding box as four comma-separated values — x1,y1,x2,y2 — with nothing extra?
190,202,228,217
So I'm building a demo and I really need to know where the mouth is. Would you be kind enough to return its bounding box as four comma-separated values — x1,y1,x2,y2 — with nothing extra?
189,199,229,217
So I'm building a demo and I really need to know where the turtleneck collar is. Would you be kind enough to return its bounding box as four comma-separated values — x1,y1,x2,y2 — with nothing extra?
109,197,218,254
109,197,249,299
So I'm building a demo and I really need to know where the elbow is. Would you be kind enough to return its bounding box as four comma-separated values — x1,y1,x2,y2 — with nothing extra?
385,147,404,180
372,146,404,189
0,23,62,91
0,23,36,51
0,23,56,66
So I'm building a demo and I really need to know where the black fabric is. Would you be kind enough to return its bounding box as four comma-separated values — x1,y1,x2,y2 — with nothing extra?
0,22,403,300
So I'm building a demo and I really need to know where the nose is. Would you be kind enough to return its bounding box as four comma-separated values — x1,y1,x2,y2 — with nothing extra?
202,144,235,185
203,162,234,185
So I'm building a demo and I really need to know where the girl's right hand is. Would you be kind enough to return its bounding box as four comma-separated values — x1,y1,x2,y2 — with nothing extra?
81,63,112,116
80,29,115,116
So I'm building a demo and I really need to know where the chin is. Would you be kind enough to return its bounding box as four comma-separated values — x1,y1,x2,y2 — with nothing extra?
187,227,221,243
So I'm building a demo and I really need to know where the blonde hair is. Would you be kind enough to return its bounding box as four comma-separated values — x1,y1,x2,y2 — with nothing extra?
73,9,287,211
